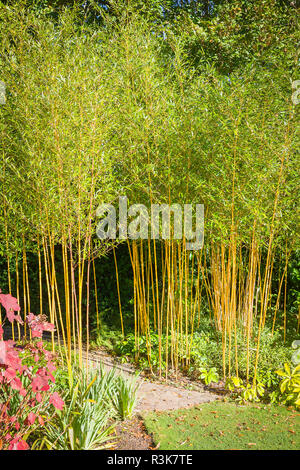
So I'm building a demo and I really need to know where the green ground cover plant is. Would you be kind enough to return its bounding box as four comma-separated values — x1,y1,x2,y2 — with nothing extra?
94,320,293,391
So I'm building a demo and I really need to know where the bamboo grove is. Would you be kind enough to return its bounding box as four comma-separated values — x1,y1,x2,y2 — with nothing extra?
0,3,299,385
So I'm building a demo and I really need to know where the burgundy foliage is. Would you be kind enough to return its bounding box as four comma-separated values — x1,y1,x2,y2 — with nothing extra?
0,290,64,450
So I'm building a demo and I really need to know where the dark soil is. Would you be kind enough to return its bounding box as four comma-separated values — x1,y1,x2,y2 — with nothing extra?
111,416,154,450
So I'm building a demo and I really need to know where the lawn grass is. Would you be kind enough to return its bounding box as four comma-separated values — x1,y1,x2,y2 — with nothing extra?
142,401,300,450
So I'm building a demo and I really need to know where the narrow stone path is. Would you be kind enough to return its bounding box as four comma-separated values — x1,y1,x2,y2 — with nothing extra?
136,382,217,411
84,349,219,412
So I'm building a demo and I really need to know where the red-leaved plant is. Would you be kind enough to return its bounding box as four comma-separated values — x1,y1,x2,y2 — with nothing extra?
0,289,64,450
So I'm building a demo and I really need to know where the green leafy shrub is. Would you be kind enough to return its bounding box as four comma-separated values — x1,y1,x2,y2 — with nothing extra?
271,363,300,409
198,367,219,385
225,376,265,403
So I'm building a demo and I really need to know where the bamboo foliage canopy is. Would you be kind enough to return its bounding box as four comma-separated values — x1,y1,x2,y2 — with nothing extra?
0,5,298,256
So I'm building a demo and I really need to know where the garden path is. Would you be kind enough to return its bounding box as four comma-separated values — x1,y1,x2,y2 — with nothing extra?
83,349,219,412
